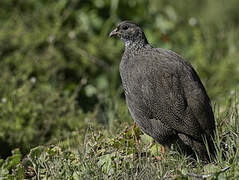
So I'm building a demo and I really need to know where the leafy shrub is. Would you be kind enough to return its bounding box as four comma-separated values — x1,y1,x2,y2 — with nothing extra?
0,107,238,179
0,0,239,160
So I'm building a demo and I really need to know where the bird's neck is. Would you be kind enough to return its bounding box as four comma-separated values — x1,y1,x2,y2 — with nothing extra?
123,39,150,58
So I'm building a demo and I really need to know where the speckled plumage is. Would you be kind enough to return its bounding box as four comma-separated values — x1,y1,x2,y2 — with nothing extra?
110,21,215,160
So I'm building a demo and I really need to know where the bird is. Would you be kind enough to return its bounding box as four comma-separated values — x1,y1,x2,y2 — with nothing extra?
109,21,216,161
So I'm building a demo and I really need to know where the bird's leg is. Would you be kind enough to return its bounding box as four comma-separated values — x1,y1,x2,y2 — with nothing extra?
161,146,166,154
132,122,140,147
154,145,167,161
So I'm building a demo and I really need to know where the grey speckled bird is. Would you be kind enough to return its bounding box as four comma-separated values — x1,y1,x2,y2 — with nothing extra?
109,21,215,160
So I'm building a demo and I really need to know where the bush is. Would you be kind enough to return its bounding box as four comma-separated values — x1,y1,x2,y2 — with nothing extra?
0,0,239,160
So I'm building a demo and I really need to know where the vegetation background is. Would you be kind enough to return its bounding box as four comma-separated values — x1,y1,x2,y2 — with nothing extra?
0,0,238,179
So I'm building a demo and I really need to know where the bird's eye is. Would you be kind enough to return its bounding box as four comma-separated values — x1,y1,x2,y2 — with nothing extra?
122,25,129,30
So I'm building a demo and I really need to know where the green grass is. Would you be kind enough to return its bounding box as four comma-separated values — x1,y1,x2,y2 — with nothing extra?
1,96,238,179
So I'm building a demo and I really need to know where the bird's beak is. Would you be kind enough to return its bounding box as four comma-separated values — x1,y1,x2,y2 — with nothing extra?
109,28,119,38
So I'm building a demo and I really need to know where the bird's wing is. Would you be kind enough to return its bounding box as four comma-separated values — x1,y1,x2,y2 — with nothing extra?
136,49,215,141
179,60,215,138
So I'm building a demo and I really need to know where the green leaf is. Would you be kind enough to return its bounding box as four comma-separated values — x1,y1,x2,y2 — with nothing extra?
28,146,44,162
4,149,21,170
97,153,115,175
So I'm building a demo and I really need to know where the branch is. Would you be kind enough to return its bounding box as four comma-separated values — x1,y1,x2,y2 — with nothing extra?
187,166,230,179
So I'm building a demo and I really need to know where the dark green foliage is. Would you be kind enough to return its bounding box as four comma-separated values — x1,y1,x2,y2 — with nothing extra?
0,0,239,178
0,109,238,179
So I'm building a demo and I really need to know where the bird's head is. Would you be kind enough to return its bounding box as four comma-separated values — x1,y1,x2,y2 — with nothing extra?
109,21,148,46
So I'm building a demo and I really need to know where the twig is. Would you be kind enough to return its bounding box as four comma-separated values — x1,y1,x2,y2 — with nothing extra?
218,114,230,128
187,173,211,179
187,166,230,179
104,149,117,155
